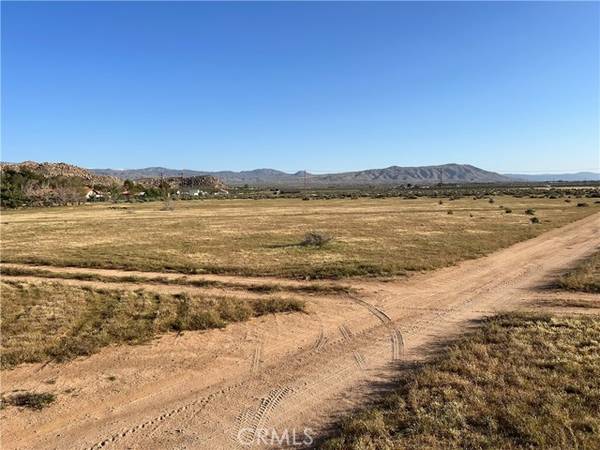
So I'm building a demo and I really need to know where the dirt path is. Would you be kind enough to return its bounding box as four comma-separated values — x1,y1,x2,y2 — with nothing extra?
2,213,599,450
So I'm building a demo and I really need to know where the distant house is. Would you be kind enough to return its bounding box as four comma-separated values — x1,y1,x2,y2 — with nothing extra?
85,188,104,201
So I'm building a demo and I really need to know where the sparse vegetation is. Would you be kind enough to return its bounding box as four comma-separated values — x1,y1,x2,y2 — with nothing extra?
530,217,540,224
0,280,305,368
0,265,353,295
300,231,333,247
322,314,600,449
1,197,597,278
535,297,599,308
1,392,56,410
525,208,535,215
558,251,600,293
577,202,589,207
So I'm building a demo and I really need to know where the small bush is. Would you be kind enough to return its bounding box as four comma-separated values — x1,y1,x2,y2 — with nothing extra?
488,198,495,203
504,208,512,213
1,392,56,410
577,202,589,207
530,217,540,224
565,199,571,203
525,208,536,215
438,200,443,205
161,197,174,211
300,232,332,247
447,210,453,215
251,298,305,315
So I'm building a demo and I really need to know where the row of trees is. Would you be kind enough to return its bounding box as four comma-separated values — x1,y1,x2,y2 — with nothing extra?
0,168,174,208
1,168,92,208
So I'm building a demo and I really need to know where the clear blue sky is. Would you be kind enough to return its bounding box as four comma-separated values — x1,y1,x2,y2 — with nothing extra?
2,1,598,173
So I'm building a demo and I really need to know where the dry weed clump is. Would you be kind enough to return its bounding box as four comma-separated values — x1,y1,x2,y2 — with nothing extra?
300,231,333,247
558,251,600,293
1,392,56,410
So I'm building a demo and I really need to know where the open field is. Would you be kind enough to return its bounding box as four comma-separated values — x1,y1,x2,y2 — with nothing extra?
1,212,598,450
2,196,598,278
321,313,600,449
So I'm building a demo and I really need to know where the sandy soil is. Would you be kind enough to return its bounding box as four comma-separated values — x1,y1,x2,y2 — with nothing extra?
1,212,599,450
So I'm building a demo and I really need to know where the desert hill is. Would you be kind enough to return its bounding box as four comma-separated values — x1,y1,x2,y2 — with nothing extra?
2,161,119,186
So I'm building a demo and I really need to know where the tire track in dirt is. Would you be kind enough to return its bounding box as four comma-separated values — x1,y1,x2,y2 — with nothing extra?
85,268,537,450
213,224,600,447
348,294,404,361
6,213,599,450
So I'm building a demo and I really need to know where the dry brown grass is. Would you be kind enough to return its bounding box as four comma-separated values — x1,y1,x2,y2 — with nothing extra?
0,279,304,369
322,313,600,449
558,251,600,293
1,197,597,279
0,266,353,295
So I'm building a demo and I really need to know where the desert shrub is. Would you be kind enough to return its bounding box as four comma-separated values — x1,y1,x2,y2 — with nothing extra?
447,210,453,215
300,232,332,247
565,199,571,203
161,197,174,211
1,392,55,410
530,217,540,224
577,202,589,207
438,200,443,205
525,208,536,215
504,208,512,213
488,198,495,203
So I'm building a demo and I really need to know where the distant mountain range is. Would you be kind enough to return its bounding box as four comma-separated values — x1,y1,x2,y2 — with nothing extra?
5,162,596,187
504,172,600,182
92,164,513,186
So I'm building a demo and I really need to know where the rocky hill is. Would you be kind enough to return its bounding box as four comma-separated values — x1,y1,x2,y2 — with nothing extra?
137,175,226,191
93,164,512,186
2,161,119,186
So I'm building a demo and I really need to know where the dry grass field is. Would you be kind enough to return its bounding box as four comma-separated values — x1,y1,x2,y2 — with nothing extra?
322,313,600,449
1,279,305,369
2,196,597,278
1,206,598,449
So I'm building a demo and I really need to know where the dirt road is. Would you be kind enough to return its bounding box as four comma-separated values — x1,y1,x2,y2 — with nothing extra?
2,213,599,450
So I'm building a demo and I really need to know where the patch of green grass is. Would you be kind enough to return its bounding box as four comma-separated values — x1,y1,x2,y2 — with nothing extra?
322,313,600,449
558,251,600,293
0,280,305,369
1,392,56,410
